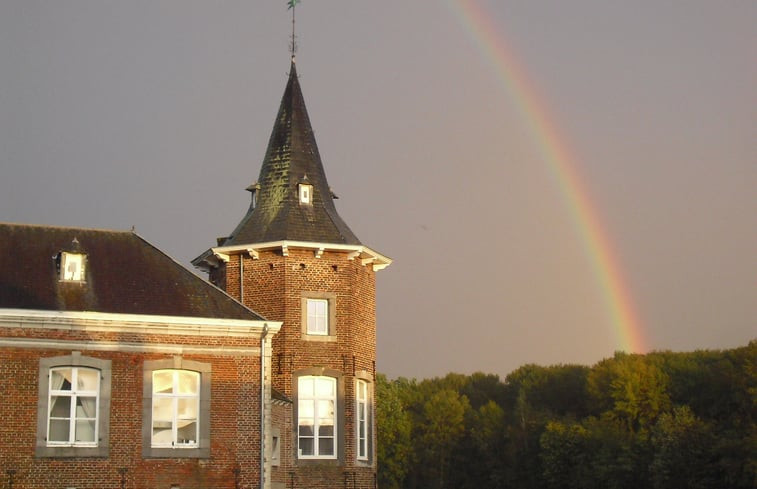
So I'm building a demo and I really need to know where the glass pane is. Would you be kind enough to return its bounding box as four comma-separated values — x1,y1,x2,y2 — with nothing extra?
357,381,367,399
318,438,334,456
153,371,173,394
75,396,97,419
299,437,313,456
359,421,365,438
317,400,335,419
51,369,72,391
153,397,173,421
178,371,198,395
49,419,70,442
152,424,173,445
298,377,314,397
176,420,197,444
299,400,314,420
76,368,99,392
178,398,198,419
359,403,365,420
298,424,314,437
318,424,334,437
316,378,334,398
49,396,71,417
75,419,96,442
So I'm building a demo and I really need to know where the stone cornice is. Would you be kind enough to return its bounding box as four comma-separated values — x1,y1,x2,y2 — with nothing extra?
0,308,281,338
193,240,392,272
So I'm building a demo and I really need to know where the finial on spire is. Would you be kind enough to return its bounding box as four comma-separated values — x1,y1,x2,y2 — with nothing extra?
287,0,301,60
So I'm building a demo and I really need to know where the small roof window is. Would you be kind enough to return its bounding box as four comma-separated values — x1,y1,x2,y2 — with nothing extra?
57,237,87,282
60,252,86,282
299,182,313,205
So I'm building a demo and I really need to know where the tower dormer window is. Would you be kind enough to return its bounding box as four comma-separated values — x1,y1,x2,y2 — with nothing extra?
60,252,86,282
299,183,313,205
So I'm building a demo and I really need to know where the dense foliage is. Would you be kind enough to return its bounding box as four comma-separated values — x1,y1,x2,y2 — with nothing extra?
376,341,756,489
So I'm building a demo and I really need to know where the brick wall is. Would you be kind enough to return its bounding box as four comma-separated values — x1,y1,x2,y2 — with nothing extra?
0,335,264,489
223,247,378,488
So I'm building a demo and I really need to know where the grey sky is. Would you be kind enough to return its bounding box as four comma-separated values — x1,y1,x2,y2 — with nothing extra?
1,1,754,379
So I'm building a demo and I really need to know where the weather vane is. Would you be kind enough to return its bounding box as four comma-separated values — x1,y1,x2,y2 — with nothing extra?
288,0,301,60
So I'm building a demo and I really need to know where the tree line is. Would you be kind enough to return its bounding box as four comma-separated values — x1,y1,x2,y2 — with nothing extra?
376,341,756,489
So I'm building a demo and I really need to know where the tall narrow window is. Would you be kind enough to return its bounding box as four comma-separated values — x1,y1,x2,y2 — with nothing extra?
151,370,200,448
298,376,337,459
47,367,100,446
356,380,369,460
306,298,329,335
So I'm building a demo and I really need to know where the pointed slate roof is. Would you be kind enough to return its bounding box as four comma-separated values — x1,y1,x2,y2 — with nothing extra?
222,60,361,247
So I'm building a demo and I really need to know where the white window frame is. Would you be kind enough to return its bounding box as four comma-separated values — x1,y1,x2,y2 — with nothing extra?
299,183,313,204
298,375,337,459
36,353,111,458
356,379,369,461
306,298,329,335
47,367,100,447
150,369,200,449
60,252,86,281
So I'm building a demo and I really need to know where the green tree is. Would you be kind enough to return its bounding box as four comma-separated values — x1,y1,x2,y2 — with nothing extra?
376,374,413,489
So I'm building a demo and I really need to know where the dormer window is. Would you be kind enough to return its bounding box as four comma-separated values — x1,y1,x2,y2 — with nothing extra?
299,183,313,205
60,252,86,282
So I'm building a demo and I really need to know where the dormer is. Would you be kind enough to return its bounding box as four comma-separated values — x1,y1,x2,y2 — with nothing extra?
298,176,313,205
56,238,87,282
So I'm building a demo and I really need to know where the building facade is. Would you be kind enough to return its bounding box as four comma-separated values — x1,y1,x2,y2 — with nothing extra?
0,58,389,489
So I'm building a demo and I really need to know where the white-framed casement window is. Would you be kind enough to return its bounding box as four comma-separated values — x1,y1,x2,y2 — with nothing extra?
47,367,100,446
356,379,369,461
36,353,111,458
143,358,210,459
298,376,337,459
151,369,200,448
306,298,329,335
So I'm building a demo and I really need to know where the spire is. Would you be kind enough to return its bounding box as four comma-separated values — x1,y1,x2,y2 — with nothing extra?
223,61,361,247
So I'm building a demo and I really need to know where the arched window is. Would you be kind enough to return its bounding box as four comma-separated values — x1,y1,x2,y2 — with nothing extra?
151,369,200,448
298,375,337,459
47,367,100,446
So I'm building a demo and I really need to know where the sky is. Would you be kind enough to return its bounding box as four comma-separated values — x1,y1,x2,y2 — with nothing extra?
1,1,754,380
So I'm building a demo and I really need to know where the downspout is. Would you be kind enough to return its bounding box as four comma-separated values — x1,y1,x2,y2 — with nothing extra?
260,323,269,489
239,255,244,303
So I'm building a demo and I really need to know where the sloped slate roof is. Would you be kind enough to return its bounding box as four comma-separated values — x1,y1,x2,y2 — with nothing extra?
222,60,361,247
0,222,264,320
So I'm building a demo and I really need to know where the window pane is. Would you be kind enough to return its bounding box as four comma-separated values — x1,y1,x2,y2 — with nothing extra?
153,371,173,394
318,438,334,456
152,397,173,421
299,399,314,420
176,420,197,444
76,369,99,392
178,371,198,395
317,400,335,419
316,378,334,398
298,424,314,437
49,396,71,417
298,377,314,397
178,398,198,419
318,424,334,437
49,419,70,442
51,369,72,391
152,423,173,445
75,396,97,419
75,419,96,442
299,438,314,456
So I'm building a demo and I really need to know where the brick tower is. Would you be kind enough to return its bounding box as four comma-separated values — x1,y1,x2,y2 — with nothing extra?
194,59,390,489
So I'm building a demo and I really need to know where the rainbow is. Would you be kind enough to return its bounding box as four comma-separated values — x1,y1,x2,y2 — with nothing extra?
446,0,647,353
